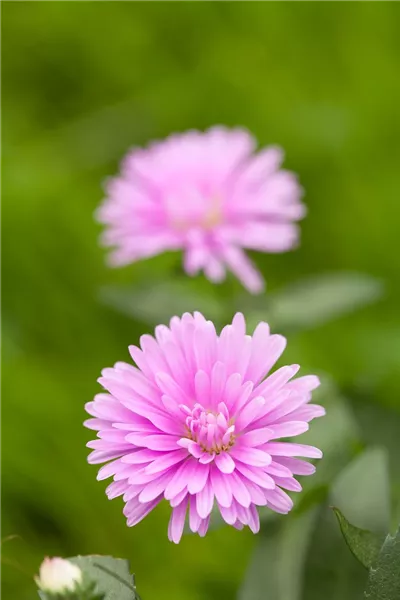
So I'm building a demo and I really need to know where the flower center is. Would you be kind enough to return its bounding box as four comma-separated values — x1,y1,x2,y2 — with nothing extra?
170,196,223,232
201,200,223,229
183,402,235,454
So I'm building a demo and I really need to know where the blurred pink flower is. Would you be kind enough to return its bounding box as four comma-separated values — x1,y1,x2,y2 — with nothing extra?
97,127,305,293
85,312,324,543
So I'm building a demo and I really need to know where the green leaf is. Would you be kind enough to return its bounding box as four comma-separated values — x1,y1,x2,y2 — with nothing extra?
365,528,400,600
349,400,400,529
68,556,139,600
272,272,383,330
303,505,368,600
304,449,390,599
38,591,104,600
330,447,390,534
333,508,384,569
240,272,383,333
99,280,225,326
238,509,318,600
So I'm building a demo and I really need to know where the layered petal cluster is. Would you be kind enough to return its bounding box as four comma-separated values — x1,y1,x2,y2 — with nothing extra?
85,313,324,543
97,127,305,293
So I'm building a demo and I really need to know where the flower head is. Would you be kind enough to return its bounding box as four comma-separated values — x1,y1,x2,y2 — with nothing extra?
97,127,304,293
35,557,82,594
85,313,324,543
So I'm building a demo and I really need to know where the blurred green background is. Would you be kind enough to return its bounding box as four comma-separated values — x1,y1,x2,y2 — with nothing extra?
2,3,400,599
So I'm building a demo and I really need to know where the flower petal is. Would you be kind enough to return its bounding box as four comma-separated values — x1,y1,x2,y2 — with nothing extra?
215,452,235,474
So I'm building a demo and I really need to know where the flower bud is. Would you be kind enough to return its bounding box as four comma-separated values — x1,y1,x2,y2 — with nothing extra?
35,557,82,594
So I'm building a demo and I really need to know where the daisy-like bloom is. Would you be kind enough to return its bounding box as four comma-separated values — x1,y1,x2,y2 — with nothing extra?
85,313,324,543
97,127,305,293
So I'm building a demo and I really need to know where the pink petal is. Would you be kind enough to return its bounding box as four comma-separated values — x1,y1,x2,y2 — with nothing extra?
168,496,188,544
97,459,123,481
209,362,227,410
229,381,254,415
199,452,215,464
215,452,235,474
264,487,293,514
85,397,133,422
255,364,300,397
287,375,320,392
162,341,191,388
268,421,309,439
189,499,202,532
259,394,310,424
210,467,233,508
125,496,162,527
234,462,275,490
273,456,316,476
161,395,185,420
244,480,268,506
121,449,162,464
197,515,211,537
219,503,237,525
88,449,126,465
231,312,246,336
262,442,322,459
230,472,252,507
204,255,226,283
164,460,197,500
230,447,271,467
106,480,129,499
246,332,287,384
220,245,265,294
196,480,214,518
155,372,187,404
274,476,302,492
170,488,189,508
248,504,260,533
193,321,218,372
84,418,110,431
236,503,251,525
265,461,293,478
144,450,187,475
187,463,210,494
239,427,274,447
222,373,243,410
194,370,211,407
138,470,176,503
128,345,154,380
98,429,131,443
283,404,326,422
125,433,180,451
237,146,283,185
235,396,266,430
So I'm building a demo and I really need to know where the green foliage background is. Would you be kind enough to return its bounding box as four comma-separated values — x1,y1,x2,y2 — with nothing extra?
2,3,400,599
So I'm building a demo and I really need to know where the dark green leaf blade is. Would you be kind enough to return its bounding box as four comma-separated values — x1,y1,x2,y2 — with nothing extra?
333,508,384,569
365,528,400,600
68,556,138,600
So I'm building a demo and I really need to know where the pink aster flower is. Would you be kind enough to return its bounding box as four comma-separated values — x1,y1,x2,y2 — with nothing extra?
97,127,304,293
85,313,324,543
